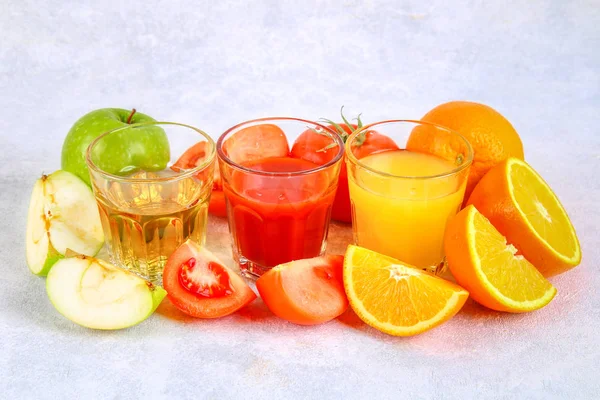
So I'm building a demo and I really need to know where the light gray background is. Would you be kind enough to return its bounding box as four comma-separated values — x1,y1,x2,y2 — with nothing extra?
1,1,599,399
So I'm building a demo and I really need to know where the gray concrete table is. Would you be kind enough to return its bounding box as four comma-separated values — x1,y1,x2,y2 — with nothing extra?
1,1,598,399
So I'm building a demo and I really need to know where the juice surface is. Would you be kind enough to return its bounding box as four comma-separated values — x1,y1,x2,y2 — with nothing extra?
348,150,466,268
224,157,336,269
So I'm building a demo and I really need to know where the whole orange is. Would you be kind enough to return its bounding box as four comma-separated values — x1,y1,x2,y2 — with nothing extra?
410,101,524,203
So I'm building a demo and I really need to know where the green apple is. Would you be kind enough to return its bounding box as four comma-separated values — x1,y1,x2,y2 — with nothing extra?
46,254,167,330
61,108,170,186
26,170,104,276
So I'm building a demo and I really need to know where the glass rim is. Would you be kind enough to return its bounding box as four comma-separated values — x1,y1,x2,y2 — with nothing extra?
216,117,345,177
345,119,474,180
85,121,215,184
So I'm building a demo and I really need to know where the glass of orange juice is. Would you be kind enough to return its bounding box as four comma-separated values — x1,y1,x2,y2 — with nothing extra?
345,120,473,274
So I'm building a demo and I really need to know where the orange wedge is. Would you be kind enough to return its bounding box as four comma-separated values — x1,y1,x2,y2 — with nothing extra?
343,245,469,337
444,205,557,312
467,157,581,277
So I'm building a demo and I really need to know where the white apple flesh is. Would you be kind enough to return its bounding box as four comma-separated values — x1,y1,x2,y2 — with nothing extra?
25,170,104,275
46,254,166,330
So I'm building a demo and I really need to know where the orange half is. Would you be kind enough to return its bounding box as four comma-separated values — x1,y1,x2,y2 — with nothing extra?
467,157,581,276
445,205,557,312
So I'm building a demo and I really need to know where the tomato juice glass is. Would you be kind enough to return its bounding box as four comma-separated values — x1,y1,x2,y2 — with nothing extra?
345,120,473,274
217,118,345,278
86,122,216,284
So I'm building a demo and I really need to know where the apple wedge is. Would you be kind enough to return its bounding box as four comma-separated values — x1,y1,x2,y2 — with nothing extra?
46,254,167,330
25,170,104,275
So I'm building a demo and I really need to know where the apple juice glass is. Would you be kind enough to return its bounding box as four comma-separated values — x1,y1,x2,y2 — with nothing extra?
217,117,344,278
86,122,215,284
345,120,473,274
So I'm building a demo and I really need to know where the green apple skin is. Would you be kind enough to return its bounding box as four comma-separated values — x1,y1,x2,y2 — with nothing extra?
26,170,104,276
151,285,168,313
61,108,170,186
46,255,168,330
36,247,63,277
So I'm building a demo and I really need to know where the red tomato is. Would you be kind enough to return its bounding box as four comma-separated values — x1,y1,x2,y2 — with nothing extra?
349,130,399,159
223,124,289,164
291,116,399,223
171,142,211,172
208,190,227,218
172,141,225,216
256,255,348,325
163,241,256,318
290,123,355,165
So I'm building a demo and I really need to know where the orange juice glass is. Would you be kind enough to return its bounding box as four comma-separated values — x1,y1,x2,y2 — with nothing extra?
345,120,473,274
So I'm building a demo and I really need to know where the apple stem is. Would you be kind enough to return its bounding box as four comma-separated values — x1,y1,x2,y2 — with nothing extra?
126,108,137,124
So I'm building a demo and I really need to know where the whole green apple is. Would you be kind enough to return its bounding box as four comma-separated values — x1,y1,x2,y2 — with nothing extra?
61,108,170,185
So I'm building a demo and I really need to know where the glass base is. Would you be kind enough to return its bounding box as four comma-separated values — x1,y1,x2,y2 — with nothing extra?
108,252,165,286
237,256,272,279
422,258,447,276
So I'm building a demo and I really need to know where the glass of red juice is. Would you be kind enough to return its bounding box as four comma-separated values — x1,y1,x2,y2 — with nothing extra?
217,117,345,278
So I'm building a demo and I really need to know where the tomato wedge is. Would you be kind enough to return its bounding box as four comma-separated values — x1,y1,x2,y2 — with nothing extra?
163,241,256,318
223,124,289,163
256,255,348,325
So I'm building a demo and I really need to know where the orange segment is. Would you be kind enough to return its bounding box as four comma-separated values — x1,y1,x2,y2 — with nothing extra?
343,245,469,336
467,158,581,276
444,205,556,312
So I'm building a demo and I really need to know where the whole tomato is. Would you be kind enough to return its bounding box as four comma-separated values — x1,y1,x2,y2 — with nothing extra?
290,110,398,223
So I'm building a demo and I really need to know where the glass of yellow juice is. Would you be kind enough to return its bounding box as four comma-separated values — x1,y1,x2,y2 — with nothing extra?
86,122,215,284
345,120,473,274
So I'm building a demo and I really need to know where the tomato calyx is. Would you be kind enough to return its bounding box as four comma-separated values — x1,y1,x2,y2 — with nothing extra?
178,257,233,298
314,106,366,152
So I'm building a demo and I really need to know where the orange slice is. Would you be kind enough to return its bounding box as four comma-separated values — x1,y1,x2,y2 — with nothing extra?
343,245,469,337
467,157,581,277
444,205,557,312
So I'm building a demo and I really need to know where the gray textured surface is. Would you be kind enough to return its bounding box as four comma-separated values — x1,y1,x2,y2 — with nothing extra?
1,1,599,399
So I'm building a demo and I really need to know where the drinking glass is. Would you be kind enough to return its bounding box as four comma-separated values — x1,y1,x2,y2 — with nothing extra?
86,122,215,284
217,117,344,277
345,120,473,274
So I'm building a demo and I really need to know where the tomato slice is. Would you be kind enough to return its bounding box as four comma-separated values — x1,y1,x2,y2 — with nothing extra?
163,241,256,318
223,124,289,163
256,255,348,325
208,190,227,218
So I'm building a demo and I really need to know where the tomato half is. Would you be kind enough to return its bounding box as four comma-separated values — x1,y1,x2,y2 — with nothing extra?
163,241,256,318
223,124,289,164
256,255,348,325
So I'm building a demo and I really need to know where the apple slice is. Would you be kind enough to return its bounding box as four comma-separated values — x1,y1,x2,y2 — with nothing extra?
26,170,104,275
46,254,167,330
